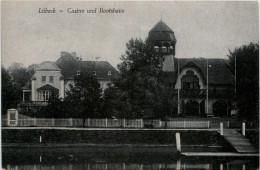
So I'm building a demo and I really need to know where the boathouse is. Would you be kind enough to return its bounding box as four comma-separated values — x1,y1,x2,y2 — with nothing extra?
147,20,234,117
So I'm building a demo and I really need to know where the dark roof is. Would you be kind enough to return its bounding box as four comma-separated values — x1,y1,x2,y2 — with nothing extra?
174,58,234,85
148,21,177,42
37,84,59,91
56,52,119,80
22,84,31,90
150,21,174,32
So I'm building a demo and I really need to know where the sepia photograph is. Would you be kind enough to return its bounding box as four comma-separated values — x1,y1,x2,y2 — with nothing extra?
1,1,259,169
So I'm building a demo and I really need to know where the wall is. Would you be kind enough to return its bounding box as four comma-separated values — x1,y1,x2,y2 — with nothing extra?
32,71,62,101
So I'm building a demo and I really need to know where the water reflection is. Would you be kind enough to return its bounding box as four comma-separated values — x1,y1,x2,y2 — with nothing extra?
2,147,259,170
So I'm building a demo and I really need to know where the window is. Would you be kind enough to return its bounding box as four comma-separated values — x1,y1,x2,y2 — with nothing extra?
49,76,54,83
161,46,167,53
154,46,159,52
42,76,46,83
93,71,96,75
77,71,80,76
108,71,111,75
38,90,52,101
181,70,200,90
10,113,16,120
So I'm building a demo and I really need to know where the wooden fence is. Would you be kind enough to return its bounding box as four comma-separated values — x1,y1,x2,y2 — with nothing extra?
1,118,210,129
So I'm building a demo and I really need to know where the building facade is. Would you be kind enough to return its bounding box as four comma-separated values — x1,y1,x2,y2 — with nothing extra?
19,52,118,110
147,21,234,117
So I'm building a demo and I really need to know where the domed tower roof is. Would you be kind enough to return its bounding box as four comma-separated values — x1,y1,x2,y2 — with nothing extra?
148,21,177,42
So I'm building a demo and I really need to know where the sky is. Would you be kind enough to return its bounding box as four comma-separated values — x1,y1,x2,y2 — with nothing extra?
1,1,259,69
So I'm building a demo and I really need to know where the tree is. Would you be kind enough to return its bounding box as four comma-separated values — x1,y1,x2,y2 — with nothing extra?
227,42,259,120
8,62,32,103
1,66,15,114
65,73,102,126
113,38,177,118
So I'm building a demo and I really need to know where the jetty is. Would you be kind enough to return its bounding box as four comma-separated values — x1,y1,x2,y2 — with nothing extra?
181,129,259,157
221,129,258,153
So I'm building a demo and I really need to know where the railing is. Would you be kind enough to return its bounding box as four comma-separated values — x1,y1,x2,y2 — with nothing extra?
2,118,210,129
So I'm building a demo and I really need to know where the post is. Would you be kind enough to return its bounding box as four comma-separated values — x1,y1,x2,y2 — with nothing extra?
34,117,37,126
220,123,223,136
208,121,210,129
176,133,181,153
184,121,186,129
40,136,42,143
140,119,143,128
52,118,55,127
123,118,126,128
69,118,73,127
105,118,108,127
220,164,223,170
159,119,162,128
31,78,36,101
88,118,90,127
242,122,245,136
176,159,181,170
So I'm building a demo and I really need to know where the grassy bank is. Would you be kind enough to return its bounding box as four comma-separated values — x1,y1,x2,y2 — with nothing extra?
2,129,227,146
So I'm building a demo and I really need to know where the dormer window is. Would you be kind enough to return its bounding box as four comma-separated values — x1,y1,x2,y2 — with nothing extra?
108,71,112,76
92,71,96,75
77,71,80,75
154,46,159,52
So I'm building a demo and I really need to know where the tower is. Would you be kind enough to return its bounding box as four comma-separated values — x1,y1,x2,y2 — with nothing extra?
147,20,177,71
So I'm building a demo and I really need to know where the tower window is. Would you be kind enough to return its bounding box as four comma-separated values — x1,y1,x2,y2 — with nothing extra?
108,71,112,75
77,71,80,75
161,46,167,53
168,46,173,52
154,46,159,52
93,71,96,75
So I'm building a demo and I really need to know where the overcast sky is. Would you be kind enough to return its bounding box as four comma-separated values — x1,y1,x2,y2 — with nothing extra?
2,1,259,69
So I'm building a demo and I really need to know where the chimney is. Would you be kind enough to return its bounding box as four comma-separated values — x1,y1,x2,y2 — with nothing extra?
61,51,67,57
71,52,76,57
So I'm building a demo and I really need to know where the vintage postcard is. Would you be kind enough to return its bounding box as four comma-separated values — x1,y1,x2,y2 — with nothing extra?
1,1,259,170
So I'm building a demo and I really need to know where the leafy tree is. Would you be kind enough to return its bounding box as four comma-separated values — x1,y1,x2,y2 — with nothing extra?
1,66,15,114
65,73,102,125
113,38,177,118
8,62,32,102
227,42,259,120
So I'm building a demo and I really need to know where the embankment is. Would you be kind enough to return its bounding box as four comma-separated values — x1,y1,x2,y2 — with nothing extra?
2,129,228,146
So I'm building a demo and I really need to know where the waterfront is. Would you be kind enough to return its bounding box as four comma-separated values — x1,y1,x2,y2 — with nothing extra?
2,147,259,170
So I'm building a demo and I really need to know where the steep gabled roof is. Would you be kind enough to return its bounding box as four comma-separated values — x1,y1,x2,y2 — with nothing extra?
175,58,234,85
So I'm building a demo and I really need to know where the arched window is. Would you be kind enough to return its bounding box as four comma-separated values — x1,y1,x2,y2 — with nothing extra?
154,46,159,52
92,71,96,75
77,71,80,76
108,71,112,75
181,70,200,90
161,46,167,53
